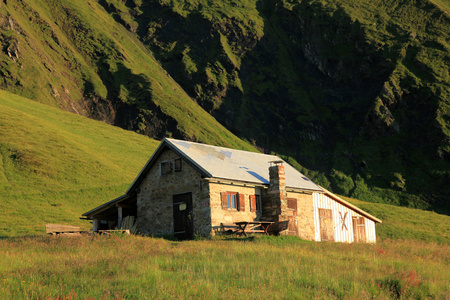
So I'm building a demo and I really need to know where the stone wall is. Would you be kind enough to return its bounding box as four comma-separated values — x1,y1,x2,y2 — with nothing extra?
136,148,211,236
287,191,315,240
263,164,289,222
209,182,263,235
134,147,318,240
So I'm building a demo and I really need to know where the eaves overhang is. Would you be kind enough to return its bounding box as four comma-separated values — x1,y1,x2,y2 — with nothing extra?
320,188,382,223
82,194,133,219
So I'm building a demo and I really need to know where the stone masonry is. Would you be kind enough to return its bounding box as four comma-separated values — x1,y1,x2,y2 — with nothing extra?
136,148,212,236
287,191,315,240
208,181,263,235
262,163,289,223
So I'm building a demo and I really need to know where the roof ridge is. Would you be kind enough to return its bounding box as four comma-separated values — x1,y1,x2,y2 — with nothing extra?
165,138,280,158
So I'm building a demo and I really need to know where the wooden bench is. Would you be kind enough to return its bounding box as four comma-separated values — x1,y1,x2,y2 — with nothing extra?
45,224,82,236
234,221,274,237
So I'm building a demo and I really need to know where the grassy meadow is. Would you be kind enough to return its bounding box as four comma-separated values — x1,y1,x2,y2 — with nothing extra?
0,81,449,299
0,90,160,236
0,235,448,299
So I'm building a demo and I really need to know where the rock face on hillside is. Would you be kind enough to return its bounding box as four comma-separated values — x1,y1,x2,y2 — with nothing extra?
0,0,449,213
0,0,184,140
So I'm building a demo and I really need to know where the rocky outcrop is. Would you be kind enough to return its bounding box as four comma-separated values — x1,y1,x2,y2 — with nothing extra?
0,0,448,212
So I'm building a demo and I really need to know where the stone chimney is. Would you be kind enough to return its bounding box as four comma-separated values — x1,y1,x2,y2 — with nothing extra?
263,161,289,222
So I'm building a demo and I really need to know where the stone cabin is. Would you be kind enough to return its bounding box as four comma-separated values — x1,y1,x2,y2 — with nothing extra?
83,138,381,242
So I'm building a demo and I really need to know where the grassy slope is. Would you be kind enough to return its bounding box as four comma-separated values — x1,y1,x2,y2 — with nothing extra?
344,197,450,244
1,89,449,242
0,90,160,236
1,0,448,213
109,0,449,213
0,235,448,298
0,0,254,151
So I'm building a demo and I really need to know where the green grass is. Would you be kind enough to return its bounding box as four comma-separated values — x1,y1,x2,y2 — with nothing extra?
0,235,448,299
1,0,254,152
343,196,450,244
2,0,449,214
0,90,160,236
2,88,449,245
116,0,450,214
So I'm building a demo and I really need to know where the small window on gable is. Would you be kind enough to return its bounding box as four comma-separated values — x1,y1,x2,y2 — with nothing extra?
160,161,172,175
174,158,182,172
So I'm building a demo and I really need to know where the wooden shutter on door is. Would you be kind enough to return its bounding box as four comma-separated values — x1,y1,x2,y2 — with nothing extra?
287,198,297,211
238,193,245,212
287,198,298,236
221,192,228,209
352,216,366,243
319,208,334,242
249,195,256,212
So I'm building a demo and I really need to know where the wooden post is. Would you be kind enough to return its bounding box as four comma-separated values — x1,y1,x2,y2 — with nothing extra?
117,207,123,229
92,219,99,233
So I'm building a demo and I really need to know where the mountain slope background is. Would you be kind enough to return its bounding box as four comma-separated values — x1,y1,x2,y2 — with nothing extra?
1,90,449,241
0,0,449,213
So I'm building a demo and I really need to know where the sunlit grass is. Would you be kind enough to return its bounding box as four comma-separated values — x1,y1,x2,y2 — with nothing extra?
0,235,448,299
343,196,450,244
0,90,159,235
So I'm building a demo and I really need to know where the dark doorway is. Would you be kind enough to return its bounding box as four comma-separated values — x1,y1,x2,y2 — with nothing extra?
173,192,194,240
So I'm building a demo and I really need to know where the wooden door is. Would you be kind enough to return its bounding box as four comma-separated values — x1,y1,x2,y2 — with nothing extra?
173,192,193,240
287,198,298,236
352,216,366,243
319,208,334,242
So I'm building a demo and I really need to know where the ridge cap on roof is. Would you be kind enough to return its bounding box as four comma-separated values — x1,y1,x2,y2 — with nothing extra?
165,138,322,192
165,138,280,158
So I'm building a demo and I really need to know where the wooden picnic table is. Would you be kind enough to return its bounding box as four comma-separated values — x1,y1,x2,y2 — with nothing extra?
234,221,274,236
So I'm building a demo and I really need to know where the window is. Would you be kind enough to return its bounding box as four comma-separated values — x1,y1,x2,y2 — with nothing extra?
221,192,245,211
287,198,297,211
228,193,236,209
174,158,182,172
160,161,172,175
250,195,262,213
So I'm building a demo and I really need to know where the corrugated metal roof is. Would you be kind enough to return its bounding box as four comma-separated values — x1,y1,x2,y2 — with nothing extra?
166,138,322,191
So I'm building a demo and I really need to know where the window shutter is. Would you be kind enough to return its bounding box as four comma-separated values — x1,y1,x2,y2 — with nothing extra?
237,193,245,212
250,195,256,212
287,198,297,211
221,193,228,209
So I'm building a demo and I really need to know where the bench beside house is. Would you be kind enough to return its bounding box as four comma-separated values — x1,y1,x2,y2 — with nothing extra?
83,138,381,243
45,224,82,236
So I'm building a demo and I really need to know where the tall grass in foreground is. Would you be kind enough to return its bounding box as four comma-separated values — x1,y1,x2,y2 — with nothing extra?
0,235,448,299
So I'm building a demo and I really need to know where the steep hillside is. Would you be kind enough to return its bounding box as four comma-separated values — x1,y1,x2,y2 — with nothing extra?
1,90,449,240
98,0,450,213
0,0,254,151
0,90,160,236
0,0,448,213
